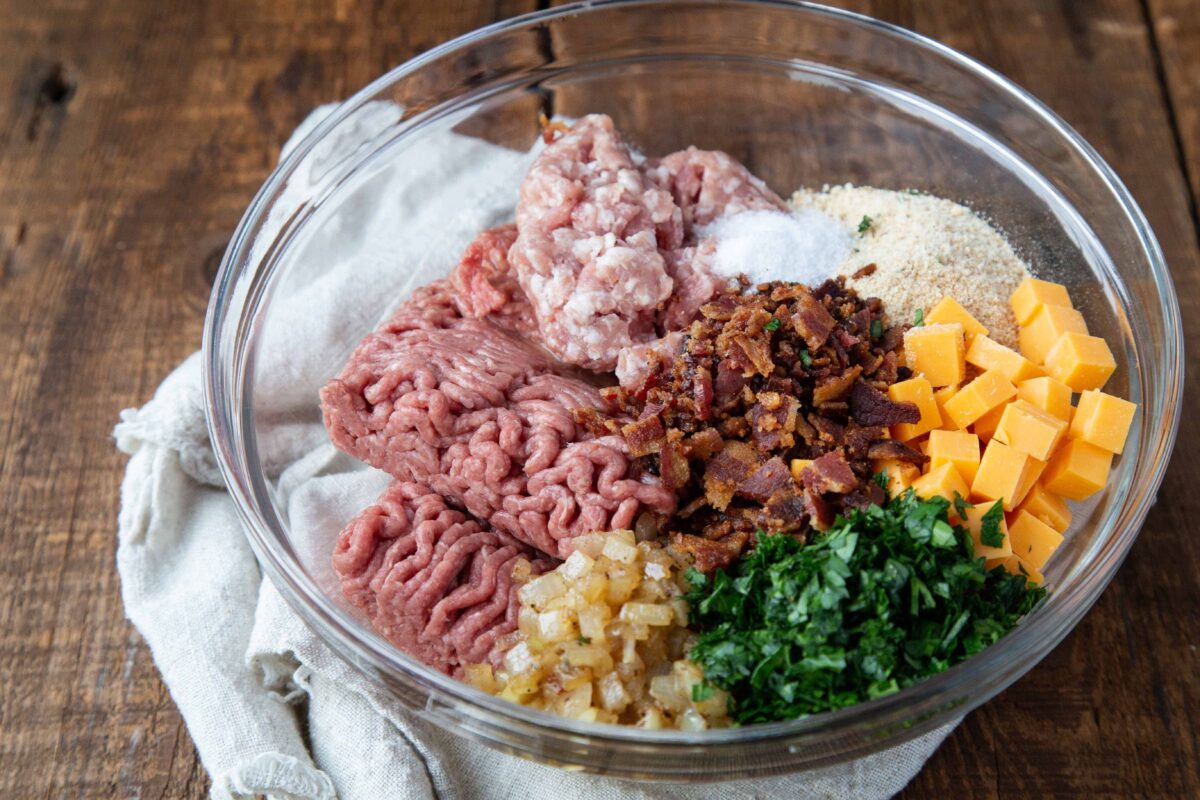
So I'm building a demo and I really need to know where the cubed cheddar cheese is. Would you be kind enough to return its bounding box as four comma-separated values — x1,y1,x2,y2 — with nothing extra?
1042,438,1113,500
789,459,814,483
1013,456,1047,510
1001,554,1045,586
888,377,941,442
1043,332,1116,391
928,429,981,485
933,384,959,426
972,439,1036,510
972,403,1007,443
966,335,1045,383
943,370,1017,430
925,296,989,340
873,458,920,498
1017,483,1072,533
993,399,1067,460
1019,304,1088,365
962,500,1012,567
904,323,965,387
910,461,970,504
1017,376,1073,421
1010,277,1073,326
1008,510,1064,570
1069,389,1136,454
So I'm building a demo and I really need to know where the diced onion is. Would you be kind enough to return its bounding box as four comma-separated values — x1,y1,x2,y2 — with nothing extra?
471,530,730,730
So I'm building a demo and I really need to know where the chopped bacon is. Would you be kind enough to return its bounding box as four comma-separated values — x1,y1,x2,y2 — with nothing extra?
812,365,862,406
790,290,837,350
800,452,859,494
621,414,666,457
848,379,920,426
739,457,793,502
867,439,929,464
588,278,908,570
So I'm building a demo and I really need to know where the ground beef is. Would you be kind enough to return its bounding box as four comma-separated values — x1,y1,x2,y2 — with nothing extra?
320,281,675,558
508,114,680,370
333,481,556,675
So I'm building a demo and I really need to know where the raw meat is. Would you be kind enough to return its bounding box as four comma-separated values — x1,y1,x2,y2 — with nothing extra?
508,114,681,370
333,481,556,675
320,282,675,558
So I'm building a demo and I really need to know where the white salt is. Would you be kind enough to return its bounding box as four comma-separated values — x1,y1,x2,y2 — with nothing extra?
701,208,850,286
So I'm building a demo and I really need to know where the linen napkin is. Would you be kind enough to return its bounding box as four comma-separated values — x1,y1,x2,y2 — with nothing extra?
114,103,958,800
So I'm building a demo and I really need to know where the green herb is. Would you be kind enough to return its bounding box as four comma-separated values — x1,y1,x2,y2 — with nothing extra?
764,317,782,332
914,309,925,327
979,501,1005,548
685,491,1045,725
953,492,973,521
873,471,891,493
858,215,874,235
906,188,925,196
870,318,883,339
799,349,813,367
691,682,716,702
577,635,592,645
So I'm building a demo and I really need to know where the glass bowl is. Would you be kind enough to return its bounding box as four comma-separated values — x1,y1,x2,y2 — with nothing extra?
204,0,1183,781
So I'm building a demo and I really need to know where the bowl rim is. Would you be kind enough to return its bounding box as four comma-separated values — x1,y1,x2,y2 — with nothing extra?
203,0,1185,754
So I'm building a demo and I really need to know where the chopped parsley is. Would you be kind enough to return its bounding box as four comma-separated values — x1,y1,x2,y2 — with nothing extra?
577,635,592,645
979,501,1006,548
764,317,782,332
684,491,1045,725
913,308,925,327
799,349,813,367
953,492,973,521
691,681,716,702
857,215,874,234
870,318,883,339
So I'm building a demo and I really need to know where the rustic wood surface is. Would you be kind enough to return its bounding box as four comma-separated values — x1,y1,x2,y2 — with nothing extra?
1,0,1196,797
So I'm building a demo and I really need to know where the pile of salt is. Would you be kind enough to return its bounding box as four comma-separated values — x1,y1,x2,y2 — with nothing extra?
701,208,850,287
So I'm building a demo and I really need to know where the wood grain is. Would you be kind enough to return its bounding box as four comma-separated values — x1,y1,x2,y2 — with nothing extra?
0,1,1196,798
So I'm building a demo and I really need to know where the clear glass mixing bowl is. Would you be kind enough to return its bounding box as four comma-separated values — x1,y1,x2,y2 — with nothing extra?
204,0,1183,781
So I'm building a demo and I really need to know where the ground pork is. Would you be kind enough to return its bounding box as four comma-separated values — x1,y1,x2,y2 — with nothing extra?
320,281,675,558
508,114,681,370
333,481,556,675
645,146,787,230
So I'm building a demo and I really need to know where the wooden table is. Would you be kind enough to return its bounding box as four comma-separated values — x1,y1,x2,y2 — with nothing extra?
1,1,1196,796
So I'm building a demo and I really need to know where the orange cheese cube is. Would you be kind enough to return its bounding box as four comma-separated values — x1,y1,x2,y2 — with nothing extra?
962,500,1012,567
1001,554,1045,586
925,296,989,340
1042,439,1113,500
873,458,920,498
972,439,1034,510
1017,483,1072,532
1013,456,1047,510
1010,277,1072,326
790,459,814,483
1019,304,1088,365
904,323,965,387
993,399,1068,460
1043,333,1116,391
911,461,970,504
888,377,941,442
1008,510,1064,570
966,335,1045,383
972,403,1007,443
933,384,960,426
943,370,1017,430
1069,389,1137,454
928,429,981,485
1017,376,1073,421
